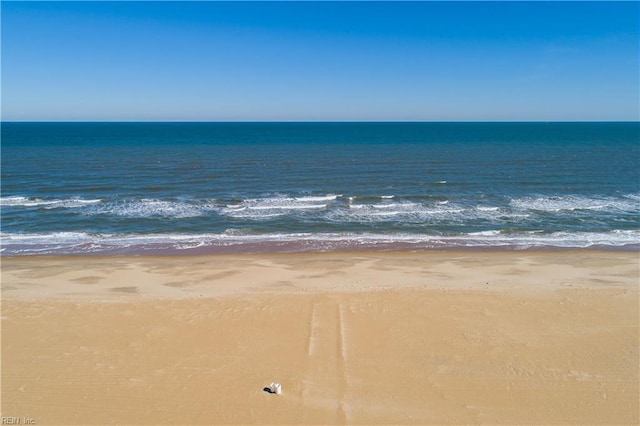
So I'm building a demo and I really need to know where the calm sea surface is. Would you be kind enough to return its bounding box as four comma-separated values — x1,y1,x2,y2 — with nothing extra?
1,122,638,255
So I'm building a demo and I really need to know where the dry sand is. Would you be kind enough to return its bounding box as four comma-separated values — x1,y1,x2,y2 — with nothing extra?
1,251,638,425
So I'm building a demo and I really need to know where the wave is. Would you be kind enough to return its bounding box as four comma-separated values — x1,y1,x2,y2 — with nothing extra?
467,230,502,236
347,195,448,203
2,229,638,255
348,202,419,210
85,199,207,218
218,195,336,219
246,204,327,211
333,202,499,222
0,196,102,208
510,195,639,213
1,193,340,219
2,193,638,225
293,194,341,202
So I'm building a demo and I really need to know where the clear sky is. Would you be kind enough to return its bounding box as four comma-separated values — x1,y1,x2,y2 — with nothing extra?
1,1,638,121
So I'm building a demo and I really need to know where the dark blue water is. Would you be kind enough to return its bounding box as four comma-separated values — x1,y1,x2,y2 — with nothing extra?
1,122,638,254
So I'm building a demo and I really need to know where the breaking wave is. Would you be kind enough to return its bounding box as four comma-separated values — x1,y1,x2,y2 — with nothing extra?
85,199,208,218
509,195,639,213
2,193,638,223
0,196,102,208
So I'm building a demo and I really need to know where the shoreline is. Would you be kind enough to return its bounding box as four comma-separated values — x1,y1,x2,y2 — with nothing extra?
2,243,638,258
3,231,638,257
2,250,638,424
3,244,639,257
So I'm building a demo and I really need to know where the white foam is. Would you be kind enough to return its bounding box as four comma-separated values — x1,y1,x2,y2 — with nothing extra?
0,196,102,208
366,210,407,217
510,195,639,213
1,231,92,241
468,230,502,236
343,202,432,220
87,199,204,218
175,241,207,250
349,202,418,209
2,229,638,255
372,202,419,209
294,194,341,202
218,195,334,219
331,196,634,224
247,204,327,210
336,202,471,222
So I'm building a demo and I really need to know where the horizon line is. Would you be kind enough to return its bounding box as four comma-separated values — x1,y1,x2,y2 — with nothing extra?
2,120,639,124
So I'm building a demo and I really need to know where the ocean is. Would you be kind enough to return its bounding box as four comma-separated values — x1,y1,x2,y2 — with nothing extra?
1,122,638,255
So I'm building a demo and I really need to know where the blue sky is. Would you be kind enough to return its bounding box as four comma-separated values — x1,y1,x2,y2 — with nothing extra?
2,1,638,121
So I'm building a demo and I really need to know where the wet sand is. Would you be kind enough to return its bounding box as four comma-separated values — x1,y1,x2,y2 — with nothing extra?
1,251,638,424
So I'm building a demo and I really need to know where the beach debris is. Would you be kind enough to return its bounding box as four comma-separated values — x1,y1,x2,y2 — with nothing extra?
266,382,282,395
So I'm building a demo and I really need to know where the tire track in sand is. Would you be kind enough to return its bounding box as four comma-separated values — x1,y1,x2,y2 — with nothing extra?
303,296,348,424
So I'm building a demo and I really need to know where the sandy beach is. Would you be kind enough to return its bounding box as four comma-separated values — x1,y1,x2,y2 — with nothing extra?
1,251,638,425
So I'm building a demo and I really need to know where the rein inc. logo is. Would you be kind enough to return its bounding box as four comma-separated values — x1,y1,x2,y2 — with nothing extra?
1,418,35,425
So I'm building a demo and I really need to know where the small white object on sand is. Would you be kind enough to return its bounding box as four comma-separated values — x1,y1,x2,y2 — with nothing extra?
269,382,282,395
